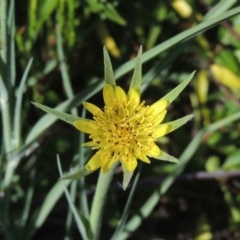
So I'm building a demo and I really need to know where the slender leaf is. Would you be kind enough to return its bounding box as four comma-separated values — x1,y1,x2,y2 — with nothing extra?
161,72,195,104
104,46,116,87
110,164,142,240
204,0,238,19
56,9,77,116
155,151,179,163
122,167,133,191
57,155,91,240
59,166,92,180
161,114,194,135
13,58,33,148
32,102,82,125
128,46,142,95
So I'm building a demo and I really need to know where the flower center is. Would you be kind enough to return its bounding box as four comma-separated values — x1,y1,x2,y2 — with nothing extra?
90,100,157,157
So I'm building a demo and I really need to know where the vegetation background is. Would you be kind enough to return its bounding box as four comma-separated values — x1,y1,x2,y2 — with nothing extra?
1,0,240,239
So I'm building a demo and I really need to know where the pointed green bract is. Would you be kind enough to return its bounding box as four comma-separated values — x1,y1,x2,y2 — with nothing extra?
161,71,196,105
103,46,116,88
160,114,194,135
32,102,82,125
59,166,92,180
128,46,142,95
155,151,179,163
122,165,134,190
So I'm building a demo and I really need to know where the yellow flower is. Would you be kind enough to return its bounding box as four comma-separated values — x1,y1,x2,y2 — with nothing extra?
71,47,194,178
73,84,170,173
32,46,194,189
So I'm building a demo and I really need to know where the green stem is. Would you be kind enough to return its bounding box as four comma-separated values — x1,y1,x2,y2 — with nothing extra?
0,78,12,190
7,0,15,87
90,166,116,240
0,78,12,156
79,108,89,218
0,0,11,158
0,0,7,63
64,180,77,239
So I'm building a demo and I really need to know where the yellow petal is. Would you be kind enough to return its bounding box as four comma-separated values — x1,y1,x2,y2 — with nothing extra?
82,141,95,147
86,152,102,172
121,157,137,172
128,88,140,105
73,119,98,135
134,150,150,163
152,110,167,126
115,86,127,101
152,124,170,138
101,157,112,173
154,150,179,163
83,102,103,116
107,158,118,171
147,144,161,157
103,84,115,106
146,99,168,115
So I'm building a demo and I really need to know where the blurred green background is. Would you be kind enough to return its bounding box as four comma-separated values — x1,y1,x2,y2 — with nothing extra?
1,0,240,239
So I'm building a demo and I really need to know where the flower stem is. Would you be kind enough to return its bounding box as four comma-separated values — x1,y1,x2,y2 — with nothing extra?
90,165,116,240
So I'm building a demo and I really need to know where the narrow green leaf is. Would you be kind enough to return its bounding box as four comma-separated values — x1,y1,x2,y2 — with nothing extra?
14,58,33,148
36,0,58,34
59,166,92,180
204,0,237,19
104,3,126,26
110,164,142,240
122,165,133,191
27,0,37,40
79,108,90,218
0,73,12,155
0,0,7,63
104,46,116,87
161,114,194,136
161,71,195,105
34,180,71,229
56,9,77,116
155,151,179,163
128,46,142,95
86,0,102,12
0,73,8,101
57,155,90,240
7,0,16,87
32,102,82,125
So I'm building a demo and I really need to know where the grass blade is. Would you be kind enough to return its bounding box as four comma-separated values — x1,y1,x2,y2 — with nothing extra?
110,164,142,240
56,9,77,116
57,155,90,240
13,58,33,149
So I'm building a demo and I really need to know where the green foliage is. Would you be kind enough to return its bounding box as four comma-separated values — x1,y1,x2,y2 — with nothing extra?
1,0,240,239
